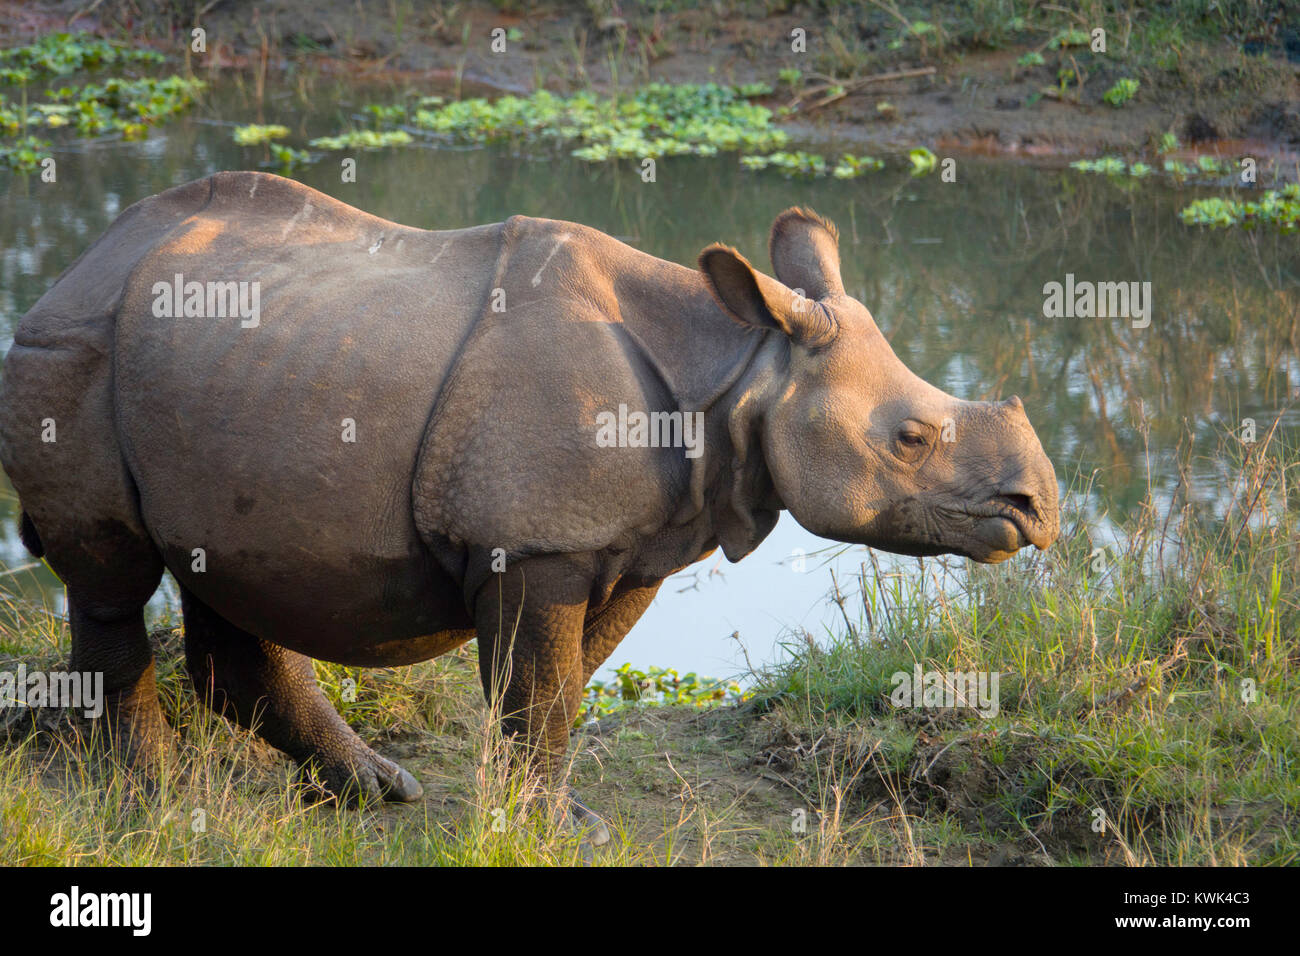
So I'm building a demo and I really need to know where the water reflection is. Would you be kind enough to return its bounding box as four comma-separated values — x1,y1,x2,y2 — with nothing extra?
1,78,1295,676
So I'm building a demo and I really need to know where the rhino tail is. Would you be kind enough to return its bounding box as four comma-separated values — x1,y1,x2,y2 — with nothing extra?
19,511,44,558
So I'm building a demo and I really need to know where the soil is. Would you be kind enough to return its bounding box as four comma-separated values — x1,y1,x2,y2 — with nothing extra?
2,0,1298,172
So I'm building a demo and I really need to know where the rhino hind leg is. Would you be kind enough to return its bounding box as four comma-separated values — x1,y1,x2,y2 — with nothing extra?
178,586,422,806
68,596,172,783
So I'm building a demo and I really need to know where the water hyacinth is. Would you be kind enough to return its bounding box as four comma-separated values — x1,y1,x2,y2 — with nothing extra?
402,83,787,160
0,32,163,82
1,69,203,171
233,124,290,146
579,663,747,722
45,76,204,136
308,129,413,150
741,150,884,178
0,134,51,171
1070,156,1129,175
1179,185,1300,232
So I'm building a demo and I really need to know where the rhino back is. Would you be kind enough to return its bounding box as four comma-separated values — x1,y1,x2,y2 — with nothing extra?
414,214,761,600
112,172,501,646
0,176,218,604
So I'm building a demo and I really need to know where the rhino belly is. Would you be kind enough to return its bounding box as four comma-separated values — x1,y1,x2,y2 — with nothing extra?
162,532,475,666
111,244,485,664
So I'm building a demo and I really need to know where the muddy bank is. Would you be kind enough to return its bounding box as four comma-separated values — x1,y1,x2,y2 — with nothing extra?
4,0,1299,170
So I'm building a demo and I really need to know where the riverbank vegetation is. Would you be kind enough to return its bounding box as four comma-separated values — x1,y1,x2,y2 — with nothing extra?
2,427,1294,865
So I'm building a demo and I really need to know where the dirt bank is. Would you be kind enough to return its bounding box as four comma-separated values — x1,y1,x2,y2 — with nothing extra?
4,1,1299,169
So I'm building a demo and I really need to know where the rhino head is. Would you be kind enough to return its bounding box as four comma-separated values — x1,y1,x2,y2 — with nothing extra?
700,208,1059,564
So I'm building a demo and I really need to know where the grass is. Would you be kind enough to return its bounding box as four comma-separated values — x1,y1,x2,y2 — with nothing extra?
1,425,1295,865
748,424,1300,865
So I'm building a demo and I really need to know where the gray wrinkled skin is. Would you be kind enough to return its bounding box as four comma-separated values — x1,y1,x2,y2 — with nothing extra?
0,172,1059,815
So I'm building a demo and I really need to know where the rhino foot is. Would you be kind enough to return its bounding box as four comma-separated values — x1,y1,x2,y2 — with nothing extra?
565,790,611,848
300,748,424,807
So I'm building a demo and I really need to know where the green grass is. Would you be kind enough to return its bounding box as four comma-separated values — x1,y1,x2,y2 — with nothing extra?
748,428,1299,865
2,428,1295,865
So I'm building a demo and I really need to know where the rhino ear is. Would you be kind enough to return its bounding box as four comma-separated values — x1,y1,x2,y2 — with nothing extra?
768,207,844,302
698,244,836,346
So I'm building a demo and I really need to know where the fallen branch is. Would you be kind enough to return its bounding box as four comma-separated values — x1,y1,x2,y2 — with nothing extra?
790,66,938,112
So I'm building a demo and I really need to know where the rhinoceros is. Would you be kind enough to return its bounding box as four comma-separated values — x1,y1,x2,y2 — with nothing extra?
0,171,1058,837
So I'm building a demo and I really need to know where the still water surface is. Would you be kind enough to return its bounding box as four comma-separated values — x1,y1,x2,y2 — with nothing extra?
1,78,1296,680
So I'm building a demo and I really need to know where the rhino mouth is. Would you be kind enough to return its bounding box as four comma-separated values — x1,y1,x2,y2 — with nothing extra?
961,494,1054,561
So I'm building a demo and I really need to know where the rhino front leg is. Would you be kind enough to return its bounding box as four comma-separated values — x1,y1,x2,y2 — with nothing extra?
179,587,422,806
474,556,613,843
474,555,590,780
581,581,661,684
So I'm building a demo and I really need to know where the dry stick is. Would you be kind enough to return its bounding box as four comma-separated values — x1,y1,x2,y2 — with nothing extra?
67,0,106,27
829,568,858,642
790,66,937,112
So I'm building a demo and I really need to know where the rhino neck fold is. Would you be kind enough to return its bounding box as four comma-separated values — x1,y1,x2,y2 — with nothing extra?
707,333,787,561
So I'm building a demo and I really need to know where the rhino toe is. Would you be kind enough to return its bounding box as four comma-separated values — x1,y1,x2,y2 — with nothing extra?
298,749,423,807
567,791,611,848
373,755,424,803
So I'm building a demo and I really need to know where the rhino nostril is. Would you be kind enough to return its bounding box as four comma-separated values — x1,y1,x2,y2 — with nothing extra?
996,493,1035,517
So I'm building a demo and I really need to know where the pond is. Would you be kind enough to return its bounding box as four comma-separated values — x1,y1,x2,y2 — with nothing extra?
1,76,1296,681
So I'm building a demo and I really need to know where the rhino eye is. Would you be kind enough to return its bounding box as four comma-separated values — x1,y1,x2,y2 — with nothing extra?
898,430,927,447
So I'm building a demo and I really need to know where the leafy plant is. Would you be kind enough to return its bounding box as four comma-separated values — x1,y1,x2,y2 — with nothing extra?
269,143,311,170
233,124,289,146
908,145,938,175
741,150,826,176
0,32,163,82
0,134,50,171
833,153,884,178
1048,28,1089,49
1070,156,1129,175
579,663,747,722
1179,185,1300,232
308,129,413,149
1103,78,1140,107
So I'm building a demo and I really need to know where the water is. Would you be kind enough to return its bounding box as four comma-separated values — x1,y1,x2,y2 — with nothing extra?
1,77,1296,679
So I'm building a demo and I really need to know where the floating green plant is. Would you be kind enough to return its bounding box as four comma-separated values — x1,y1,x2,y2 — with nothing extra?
741,150,884,178
233,123,290,146
741,150,825,175
50,76,205,136
1195,154,1231,175
0,135,51,171
1,70,203,171
908,146,938,175
1070,156,1142,176
1179,185,1300,232
406,83,787,161
579,663,747,722
269,143,311,170
0,32,163,82
308,129,413,149
832,153,885,177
